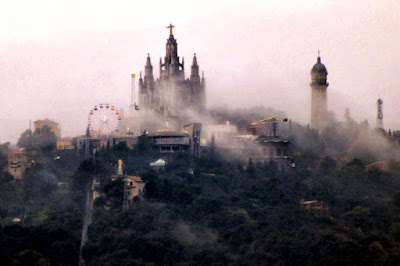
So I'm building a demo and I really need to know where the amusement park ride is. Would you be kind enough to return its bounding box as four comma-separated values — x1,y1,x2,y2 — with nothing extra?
87,74,141,138
88,104,121,138
127,74,141,136
247,117,288,137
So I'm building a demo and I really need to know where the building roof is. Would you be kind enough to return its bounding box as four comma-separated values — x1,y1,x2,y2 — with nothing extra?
365,160,390,170
147,130,188,137
8,151,25,155
311,56,327,73
150,158,166,166
300,200,321,205
234,135,260,141
256,136,291,143
33,119,59,125
125,175,144,182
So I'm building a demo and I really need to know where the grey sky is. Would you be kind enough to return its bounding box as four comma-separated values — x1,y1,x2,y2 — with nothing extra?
0,0,399,142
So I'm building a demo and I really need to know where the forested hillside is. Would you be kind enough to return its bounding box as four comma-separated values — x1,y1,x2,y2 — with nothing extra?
2,115,400,265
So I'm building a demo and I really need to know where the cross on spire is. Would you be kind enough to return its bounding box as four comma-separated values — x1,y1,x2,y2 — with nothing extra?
167,23,174,35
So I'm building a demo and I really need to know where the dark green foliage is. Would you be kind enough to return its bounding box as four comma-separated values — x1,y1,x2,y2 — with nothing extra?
142,169,158,198
32,126,57,152
246,158,255,177
133,134,154,155
71,159,109,192
85,127,91,137
12,249,50,265
17,129,33,151
103,179,124,209
0,171,22,218
113,141,129,152
17,126,57,152
4,116,400,265
0,142,10,170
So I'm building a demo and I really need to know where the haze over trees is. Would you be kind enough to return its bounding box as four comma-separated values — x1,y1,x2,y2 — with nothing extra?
17,125,57,152
2,108,400,264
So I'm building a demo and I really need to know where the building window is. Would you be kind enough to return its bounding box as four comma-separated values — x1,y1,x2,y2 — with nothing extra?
269,148,274,157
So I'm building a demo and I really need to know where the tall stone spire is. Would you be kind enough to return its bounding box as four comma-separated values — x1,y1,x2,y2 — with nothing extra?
164,24,181,77
191,53,200,82
139,71,143,86
165,26,178,61
144,53,154,82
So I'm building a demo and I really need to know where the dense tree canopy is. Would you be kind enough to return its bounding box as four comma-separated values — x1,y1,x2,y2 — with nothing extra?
17,126,57,152
3,112,400,265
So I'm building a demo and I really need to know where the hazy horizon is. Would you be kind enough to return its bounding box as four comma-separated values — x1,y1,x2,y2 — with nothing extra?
1,0,399,143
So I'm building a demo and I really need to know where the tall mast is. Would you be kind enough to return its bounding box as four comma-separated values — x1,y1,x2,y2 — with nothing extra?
376,98,383,129
130,74,140,136
130,74,136,117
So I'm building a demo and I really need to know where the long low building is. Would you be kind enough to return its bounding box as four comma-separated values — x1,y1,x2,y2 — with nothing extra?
76,130,192,155
146,130,190,153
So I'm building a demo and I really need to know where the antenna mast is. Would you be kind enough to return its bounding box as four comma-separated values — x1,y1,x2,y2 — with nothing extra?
130,74,136,118
128,74,141,136
376,98,383,129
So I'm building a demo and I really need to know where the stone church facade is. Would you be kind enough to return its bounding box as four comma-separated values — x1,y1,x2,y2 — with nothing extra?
139,25,206,117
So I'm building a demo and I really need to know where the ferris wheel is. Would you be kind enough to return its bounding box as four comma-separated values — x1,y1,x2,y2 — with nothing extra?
88,103,121,137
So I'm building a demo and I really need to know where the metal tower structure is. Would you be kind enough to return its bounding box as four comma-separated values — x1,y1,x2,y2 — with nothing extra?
118,159,129,211
129,74,140,136
130,74,140,113
376,98,383,129
247,117,288,136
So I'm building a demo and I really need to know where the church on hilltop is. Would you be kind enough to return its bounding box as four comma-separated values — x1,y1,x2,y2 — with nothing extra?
139,24,206,117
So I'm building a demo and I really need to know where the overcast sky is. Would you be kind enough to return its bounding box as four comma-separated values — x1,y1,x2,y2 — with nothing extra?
0,0,399,142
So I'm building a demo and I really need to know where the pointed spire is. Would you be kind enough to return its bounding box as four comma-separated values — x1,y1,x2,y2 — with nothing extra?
146,53,152,66
317,50,321,63
144,54,154,80
140,71,142,79
191,53,200,81
192,53,198,66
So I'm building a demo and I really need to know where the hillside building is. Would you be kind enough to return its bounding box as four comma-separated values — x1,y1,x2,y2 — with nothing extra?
7,151,27,180
203,121,238,146
33,119,61,139
124,176,145,201
146,130,190,153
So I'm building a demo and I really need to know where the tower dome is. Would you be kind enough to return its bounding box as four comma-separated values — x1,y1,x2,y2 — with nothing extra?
311,56,328,73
